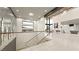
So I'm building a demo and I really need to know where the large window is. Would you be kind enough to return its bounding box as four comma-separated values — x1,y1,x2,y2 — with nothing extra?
22,20,34,32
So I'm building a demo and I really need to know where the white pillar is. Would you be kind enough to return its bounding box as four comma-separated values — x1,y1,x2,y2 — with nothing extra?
16,18,23,32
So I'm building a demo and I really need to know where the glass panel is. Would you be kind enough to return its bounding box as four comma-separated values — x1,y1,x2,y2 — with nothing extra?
23,22,33,25
0,18,2,46
25,32,48,48
0,7,16,50
22,20,34,32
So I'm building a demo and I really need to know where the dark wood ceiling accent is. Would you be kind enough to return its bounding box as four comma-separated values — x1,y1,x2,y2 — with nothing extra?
8,7,17,18
44,7,74,17
44,7,63,17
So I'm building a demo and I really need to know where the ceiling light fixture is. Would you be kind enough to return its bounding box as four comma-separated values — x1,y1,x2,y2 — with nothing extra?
62,11,67,15
9,13,14,16
18,16,21,18
38,16,40,18
29,12,34,16
16,10,19,12
4,7,8,8
44,10,47,12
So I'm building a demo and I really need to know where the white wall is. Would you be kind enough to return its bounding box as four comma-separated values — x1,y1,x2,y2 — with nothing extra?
49,19,54,31
76,24,79,31
33,21,38,31
16,18,23,32
34,17,46,31
50,8,79,32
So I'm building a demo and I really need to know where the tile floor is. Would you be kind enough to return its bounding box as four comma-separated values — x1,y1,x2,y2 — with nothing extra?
21,32,79,51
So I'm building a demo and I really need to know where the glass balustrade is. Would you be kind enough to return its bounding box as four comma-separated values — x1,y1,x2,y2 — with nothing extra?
25,32,49,48
0,16,16,50
17,32,49,50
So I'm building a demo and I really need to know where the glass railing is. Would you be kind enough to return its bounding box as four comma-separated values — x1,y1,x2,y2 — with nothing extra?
0,32,16,50
0,31,49,51
26,32,48,46
17,32,49,50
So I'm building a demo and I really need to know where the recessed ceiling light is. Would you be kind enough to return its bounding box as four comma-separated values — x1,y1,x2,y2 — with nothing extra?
18,16,21,17
16,10,19,12
38,16,41,18
44,10,47,12
4,7,8,8
19,16,20,17
9,13,13,16
62,11,67,15
29,12,34,16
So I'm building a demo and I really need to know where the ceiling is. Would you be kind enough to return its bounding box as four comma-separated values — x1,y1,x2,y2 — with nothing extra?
0,7,54,20
61,18,79,25
11,7,54,20
0,7,13,18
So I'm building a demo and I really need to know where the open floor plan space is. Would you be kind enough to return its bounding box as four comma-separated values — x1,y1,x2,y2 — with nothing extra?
0,7,79,51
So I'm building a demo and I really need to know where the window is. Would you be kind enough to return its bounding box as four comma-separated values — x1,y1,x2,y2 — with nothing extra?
22,20,33,32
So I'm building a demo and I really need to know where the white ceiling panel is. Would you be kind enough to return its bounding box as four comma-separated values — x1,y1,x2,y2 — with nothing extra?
11,7,55,20
0,7,14,18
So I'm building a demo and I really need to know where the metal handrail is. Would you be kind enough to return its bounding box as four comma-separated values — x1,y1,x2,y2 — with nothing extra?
16,32,44,50
17,32,49,50
25,32,43,45
0,31,46,34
